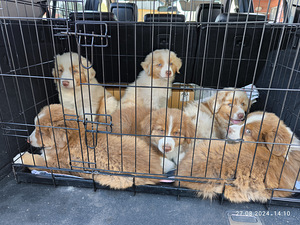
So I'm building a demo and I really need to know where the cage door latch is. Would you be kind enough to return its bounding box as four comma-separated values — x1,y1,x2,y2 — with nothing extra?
84,114,112,149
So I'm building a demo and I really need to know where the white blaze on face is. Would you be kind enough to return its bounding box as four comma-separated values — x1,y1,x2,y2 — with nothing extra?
29,129,39,147
228,113,265,140
60,65,74,89
30,112,46,147
158,116,175,154
231,108,245,123
160,53,173,79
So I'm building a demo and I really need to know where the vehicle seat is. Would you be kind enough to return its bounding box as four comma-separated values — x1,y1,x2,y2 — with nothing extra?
293,4,300,23
69,11,117,21
196,3,224,22
110,3,138,21
144,14,185,22
215,13,266,22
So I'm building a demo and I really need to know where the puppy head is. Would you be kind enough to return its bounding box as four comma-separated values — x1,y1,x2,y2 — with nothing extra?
52,52,96,89
140,108,195,154
206,89,251,124
140,49,182,80
28,104,77,149
228,112,299,157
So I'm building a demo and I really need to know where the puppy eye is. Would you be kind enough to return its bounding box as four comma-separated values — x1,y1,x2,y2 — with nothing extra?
170,63,173,66
241,103,245,106
157,129,164,134
58,69,63,73
245,129,251,135
228,103,232,107
174,131,180,136
157,64,162,67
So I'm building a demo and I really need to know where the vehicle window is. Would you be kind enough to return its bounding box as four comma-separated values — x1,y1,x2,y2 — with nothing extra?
252,0,284,22
115,0,222,22
99,0,109,12
46,0,86,18
116,0,167,21
229,0,284,22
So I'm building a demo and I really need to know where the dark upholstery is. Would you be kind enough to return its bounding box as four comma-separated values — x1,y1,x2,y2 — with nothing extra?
144,14,185,22
196,3,224,22
110,3,138,21
69,11,117,21
293,4,300,23
215,13,266,22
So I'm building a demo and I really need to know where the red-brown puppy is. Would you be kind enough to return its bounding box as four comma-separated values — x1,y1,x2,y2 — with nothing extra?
140,108,195,173
184,89,252,139
111,107,195,173
177,112,300,203
15,104,164,189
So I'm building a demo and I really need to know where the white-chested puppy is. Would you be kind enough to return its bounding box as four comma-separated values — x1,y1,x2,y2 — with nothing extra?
14,104,163,189
177,111,300,203
139,108,195,173
184,89,252,139
120,49,182,110
52,52,117,121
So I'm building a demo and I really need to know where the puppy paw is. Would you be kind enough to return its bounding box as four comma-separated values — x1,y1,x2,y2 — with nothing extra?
161,157,176,174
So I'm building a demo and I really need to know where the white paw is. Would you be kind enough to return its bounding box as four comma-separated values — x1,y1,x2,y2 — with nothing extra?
161,157,176,173
13,152,25,164
296,181,300,189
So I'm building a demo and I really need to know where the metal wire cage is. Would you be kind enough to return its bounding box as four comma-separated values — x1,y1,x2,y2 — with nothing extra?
0,0,299,206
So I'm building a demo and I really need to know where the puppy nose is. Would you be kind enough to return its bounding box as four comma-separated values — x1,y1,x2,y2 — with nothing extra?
62,81,69,87
27,137,30,143
163,145,172,152
165,71,172,77
237,113,245,120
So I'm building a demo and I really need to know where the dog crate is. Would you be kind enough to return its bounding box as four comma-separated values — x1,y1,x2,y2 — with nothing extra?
0,0,299,207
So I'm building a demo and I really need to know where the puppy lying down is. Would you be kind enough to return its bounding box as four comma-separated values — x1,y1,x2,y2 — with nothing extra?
111,107,196,173
14,104,164,189
184,88,252,139
177,112,300,203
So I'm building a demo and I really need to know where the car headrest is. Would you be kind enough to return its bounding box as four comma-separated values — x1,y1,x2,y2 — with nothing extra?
196,3,224,22
144,14,185,22
69,11,117,21
110,3,138,21
215,13,266,22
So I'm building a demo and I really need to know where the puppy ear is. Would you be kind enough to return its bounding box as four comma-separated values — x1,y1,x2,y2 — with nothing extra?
52,54,61,77
80,55,96,82
81,67,96,83
52,67,57,77
139,113,152,135
263,124,292,157
87,67,96,79
141,60,150,75
173,56,182,74
182,115,196,144
52,68,59,86
139,109,161,135
206,91,227,114
53,129,68,148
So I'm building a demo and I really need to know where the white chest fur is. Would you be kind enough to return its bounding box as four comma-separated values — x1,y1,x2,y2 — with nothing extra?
127,71,174,109
57,79,104,120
